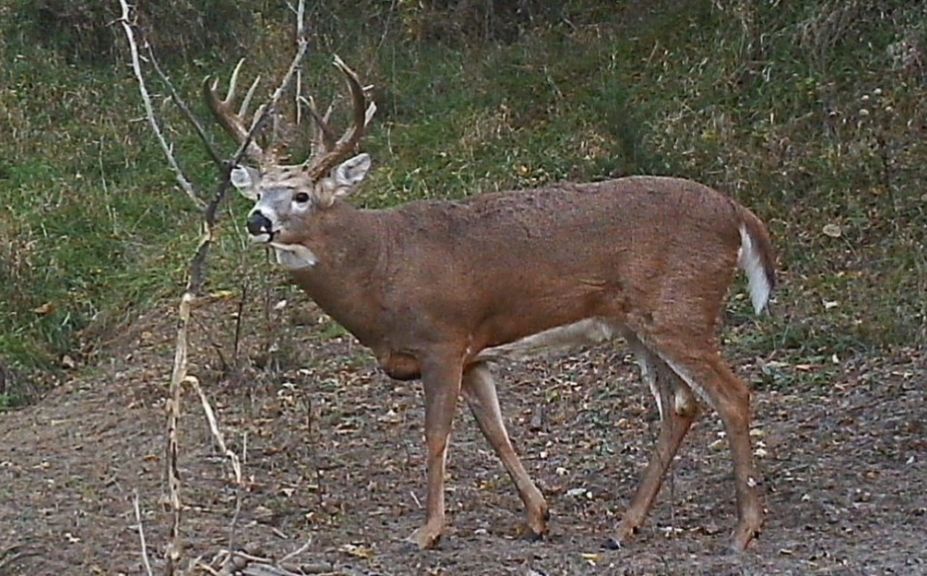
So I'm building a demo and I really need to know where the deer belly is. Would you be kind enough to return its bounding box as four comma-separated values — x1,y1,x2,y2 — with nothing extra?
377,351,421,380
475,317,622,363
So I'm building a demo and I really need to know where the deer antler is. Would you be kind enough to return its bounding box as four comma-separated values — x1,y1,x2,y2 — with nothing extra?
203,59,268,165
301,95,337,153
303,55,377,179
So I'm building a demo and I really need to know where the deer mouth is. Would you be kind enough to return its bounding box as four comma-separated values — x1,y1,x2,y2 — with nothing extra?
249,231,276,244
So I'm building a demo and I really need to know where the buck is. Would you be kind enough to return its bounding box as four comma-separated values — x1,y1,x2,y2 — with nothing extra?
205,56,776,552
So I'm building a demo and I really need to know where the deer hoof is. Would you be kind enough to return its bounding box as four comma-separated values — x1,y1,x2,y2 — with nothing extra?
525,506,549,540
605,519,640,549
406,525,442,550
728,524,760,554
523,525,547,542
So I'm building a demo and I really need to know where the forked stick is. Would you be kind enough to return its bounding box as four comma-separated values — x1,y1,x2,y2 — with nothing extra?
116,1,309,573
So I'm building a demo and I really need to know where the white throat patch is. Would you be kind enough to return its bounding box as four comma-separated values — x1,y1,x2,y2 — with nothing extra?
270,242,318,270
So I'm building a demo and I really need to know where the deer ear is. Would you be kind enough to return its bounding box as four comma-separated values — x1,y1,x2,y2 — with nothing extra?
332,153,371,194
230,165,261,200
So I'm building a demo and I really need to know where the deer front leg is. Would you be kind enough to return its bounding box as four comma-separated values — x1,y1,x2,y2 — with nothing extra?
462,363,548,538
406,354,463,550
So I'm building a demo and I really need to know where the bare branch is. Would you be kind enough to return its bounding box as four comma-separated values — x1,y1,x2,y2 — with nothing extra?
145,43,224,171
116,3,310,574
133,491,155,576
0,544,33,572
188,376,243,485
294,0,306,128
164,291,193,576
193,561,222,576
117,0,205,210
277,539,313,565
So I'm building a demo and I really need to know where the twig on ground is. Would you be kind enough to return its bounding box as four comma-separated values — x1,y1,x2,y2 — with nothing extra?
133,491,155,576
278,538,313,565
192,560,222,575
0,544,32,572
188,376,243,484
304,395,325,509
231,550,274,563
186,375,245,549
241,565,303,576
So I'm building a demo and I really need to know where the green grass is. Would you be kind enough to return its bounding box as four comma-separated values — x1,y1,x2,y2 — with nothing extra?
0,45,193,367
1,0,925,406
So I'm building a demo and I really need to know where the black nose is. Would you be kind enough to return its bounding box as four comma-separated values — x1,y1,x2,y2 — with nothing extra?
246,212,273,236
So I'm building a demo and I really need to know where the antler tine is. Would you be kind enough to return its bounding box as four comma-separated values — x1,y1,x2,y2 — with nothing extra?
304,55,375,179
333,54,368,147
321,101,336,143
364,100,378,129
238,75,262,120
226,58,245,103
203,60,267,165
299,95,338,153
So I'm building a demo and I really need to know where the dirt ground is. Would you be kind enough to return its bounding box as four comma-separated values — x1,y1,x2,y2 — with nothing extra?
1,297,925,575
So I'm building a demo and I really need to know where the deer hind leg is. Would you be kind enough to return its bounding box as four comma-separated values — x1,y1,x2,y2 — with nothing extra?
608,335,698,548
462,362,549,538
659,349,764,552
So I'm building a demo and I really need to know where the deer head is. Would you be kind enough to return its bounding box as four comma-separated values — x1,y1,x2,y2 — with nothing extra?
205,56,376,267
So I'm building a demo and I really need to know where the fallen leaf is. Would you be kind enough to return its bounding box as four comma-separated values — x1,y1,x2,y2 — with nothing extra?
339,543,375,559
33,302,55,316
822,223,842,238
208,289,236,300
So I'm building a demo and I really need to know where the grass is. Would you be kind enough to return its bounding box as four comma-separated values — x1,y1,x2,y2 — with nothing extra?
1,0,925,407
0,42,197,369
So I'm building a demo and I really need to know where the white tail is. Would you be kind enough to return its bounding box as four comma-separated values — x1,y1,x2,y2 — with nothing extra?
202,56,778,553
738,223,775,314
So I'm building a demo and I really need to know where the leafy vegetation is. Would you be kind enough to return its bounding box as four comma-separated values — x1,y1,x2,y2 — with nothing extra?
1,0,925,406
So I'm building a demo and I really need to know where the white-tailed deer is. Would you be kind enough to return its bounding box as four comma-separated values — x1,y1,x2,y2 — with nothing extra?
205,56,776,552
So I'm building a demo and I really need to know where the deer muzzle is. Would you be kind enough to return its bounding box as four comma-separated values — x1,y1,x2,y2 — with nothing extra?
246,211,274,239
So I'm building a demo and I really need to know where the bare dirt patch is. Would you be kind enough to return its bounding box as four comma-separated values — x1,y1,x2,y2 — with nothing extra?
1,298,925,575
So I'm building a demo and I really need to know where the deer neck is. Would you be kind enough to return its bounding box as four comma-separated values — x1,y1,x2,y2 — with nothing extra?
285,201,388,346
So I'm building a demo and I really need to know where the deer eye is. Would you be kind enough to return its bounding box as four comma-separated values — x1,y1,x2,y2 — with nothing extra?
293,192,311,204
